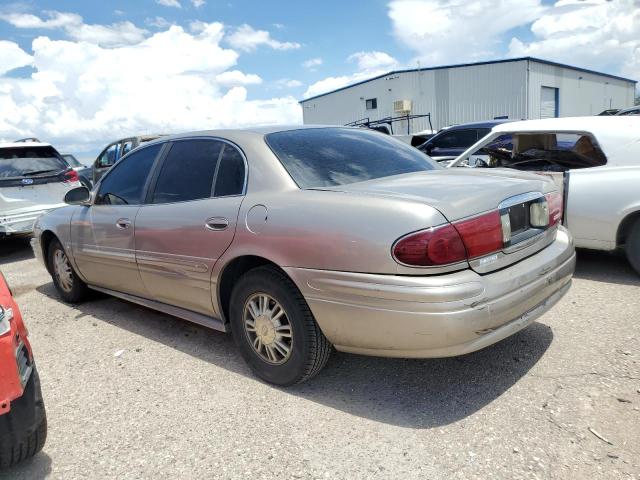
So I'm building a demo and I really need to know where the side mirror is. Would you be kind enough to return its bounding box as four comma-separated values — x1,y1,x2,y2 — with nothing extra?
64,186,91,205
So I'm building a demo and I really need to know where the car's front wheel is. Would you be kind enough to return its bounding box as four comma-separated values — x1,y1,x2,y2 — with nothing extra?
626,218,640,275
47,238,89,303
229,266,332,385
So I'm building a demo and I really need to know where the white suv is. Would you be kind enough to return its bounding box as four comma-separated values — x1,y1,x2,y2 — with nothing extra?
0,140,81,237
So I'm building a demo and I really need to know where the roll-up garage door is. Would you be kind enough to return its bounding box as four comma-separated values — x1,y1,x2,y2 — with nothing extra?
540,86,559,118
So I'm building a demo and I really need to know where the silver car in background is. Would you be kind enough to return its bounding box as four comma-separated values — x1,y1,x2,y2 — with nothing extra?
0,141,82,237
32,127,575,385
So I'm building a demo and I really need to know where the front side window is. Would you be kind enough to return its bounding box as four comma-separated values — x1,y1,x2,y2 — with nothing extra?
151,139,223,204
431,129,478,149
95,144,162,205
266,127,437,189
97,144,119,168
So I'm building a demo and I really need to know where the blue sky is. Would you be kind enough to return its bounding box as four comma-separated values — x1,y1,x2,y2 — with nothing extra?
0,0,637,156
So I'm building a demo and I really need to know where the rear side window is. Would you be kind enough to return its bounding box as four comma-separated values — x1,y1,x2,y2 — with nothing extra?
0,146,67,178
152,139,223,204
214,145,245,197
96,144,161,205
266,128,436,189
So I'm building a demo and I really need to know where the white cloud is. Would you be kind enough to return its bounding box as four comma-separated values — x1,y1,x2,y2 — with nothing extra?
216,70,262,87
275,78,303,88
508,0,640,82
348,51,398,71
304,51,397,99
156,0,182,7
302,57,322,69
0,11,147,46
0,22,301,154
146,16,173,29
192,0,206,7
226,24,301,52
388,0,545,64
0,41,33,76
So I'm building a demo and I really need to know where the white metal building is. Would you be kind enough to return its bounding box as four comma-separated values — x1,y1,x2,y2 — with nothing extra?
300,57,637,134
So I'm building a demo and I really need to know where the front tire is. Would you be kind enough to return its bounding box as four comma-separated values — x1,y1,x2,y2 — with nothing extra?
626,219,640,275
229,266,332,386
47,238,89,303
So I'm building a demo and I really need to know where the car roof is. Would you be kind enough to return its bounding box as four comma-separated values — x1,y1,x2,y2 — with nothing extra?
439,119,515,131
144,125,357,144
491,116,640,134
0,141,53,149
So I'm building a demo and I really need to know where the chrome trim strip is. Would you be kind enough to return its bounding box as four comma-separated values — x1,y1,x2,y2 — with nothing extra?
88,285,227,332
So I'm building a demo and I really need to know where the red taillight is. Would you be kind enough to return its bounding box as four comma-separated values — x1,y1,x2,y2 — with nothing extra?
393,224,467,266
63,169,79,183
453,210,503,259
545,192,563,227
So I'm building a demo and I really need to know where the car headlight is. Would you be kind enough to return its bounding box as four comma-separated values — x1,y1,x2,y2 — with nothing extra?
0,305,13,336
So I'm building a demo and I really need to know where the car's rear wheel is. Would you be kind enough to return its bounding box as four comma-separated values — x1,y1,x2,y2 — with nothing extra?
625,219,640,275
48,238,88,303
229,266,332,385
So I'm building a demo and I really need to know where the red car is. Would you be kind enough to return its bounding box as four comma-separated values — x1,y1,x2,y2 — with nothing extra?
0,271,47,469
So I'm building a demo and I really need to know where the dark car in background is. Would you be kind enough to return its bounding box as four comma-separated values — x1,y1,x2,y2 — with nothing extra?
615,105,640,116
92,135,165,183
61,154,92,189
417,120,514,162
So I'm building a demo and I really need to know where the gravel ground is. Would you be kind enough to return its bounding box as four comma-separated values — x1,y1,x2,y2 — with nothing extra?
0,237,638,479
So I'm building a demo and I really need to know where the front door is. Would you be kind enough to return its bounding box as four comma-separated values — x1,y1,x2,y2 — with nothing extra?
135,138,246,316
72,143,163,296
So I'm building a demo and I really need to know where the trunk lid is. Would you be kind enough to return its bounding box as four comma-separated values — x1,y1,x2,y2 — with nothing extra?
0,180,75,214
322,168,554,222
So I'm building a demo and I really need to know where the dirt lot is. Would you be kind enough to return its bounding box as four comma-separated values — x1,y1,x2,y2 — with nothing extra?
0,237,638,479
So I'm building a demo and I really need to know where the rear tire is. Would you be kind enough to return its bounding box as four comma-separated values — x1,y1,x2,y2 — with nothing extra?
625,219,640,275
47,238,89,303
229,266,332,386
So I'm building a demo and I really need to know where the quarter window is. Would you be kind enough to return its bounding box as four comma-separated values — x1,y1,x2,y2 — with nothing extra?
95,144,161,205
214,145,246,197
151,140,223,204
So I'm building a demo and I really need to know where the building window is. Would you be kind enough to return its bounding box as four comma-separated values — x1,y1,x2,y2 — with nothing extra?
365,98,377,110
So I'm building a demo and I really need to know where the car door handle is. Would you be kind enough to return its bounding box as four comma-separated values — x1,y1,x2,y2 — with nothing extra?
115,218,132,229
205,217,229,231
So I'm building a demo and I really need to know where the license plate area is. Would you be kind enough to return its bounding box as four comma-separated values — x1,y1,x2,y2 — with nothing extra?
500,192,548,252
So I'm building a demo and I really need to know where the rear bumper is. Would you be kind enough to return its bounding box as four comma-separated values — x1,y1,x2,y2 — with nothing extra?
0,206,64,235
286,227,575,358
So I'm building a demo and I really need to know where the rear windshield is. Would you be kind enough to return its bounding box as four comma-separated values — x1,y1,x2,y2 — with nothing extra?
0,146,67,178
266,127,438,188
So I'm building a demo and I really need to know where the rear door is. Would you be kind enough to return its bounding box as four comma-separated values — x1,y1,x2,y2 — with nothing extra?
134,138,246,316
72,143,163,296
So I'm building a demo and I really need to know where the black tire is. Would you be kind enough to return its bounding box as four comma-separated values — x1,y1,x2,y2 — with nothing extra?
229,266,332,386
47,238,89,303
0,368,47,470
626,219,640,275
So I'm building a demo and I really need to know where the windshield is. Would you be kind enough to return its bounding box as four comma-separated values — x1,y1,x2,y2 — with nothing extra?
0,146,67,178
266,127,438,189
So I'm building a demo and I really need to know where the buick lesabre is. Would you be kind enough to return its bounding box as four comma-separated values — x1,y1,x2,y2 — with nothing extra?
32,127,575,385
